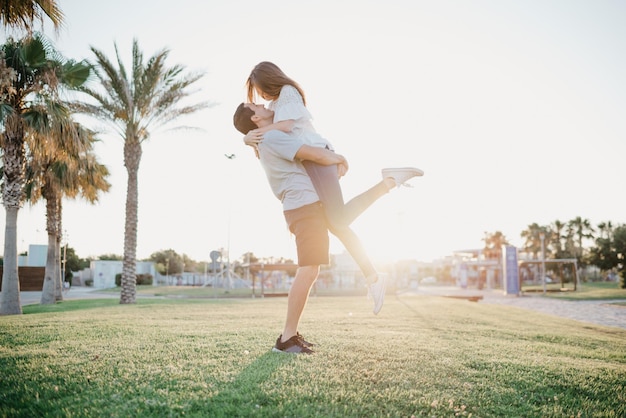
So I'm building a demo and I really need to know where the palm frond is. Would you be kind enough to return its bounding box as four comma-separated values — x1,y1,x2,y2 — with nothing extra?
0,0,64,33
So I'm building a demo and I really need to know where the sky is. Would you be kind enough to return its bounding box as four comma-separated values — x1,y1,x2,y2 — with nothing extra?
1,0,625,265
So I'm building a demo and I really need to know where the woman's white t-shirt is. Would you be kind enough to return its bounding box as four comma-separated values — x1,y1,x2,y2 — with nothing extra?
268,85,334,151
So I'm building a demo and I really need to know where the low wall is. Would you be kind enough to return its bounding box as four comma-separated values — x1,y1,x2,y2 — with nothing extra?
0,267,45,291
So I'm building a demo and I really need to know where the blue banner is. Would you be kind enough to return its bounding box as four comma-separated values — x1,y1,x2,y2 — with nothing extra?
502,245,520,295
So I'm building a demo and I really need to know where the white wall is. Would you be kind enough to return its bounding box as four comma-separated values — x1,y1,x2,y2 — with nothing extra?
89,260,157,288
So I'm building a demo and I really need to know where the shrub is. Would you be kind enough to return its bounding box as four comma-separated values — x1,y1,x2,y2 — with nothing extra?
115,273,153,286
137,274,153,285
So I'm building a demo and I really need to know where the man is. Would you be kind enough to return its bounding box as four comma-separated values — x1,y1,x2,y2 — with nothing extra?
233,102,414,353
234,102,348,354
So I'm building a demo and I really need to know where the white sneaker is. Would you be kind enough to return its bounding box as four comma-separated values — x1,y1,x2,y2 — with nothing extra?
368,274,387,315
382,167,424,187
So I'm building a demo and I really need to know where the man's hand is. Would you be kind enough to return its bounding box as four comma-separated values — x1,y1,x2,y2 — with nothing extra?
337,155,349,178
295,146,350,172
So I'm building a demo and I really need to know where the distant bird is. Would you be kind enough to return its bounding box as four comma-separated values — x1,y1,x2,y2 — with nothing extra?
225,153,236,159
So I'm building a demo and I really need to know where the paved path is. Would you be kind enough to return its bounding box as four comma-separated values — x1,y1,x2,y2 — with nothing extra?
19,287,119,306
18,286,626,330
415,286,626,330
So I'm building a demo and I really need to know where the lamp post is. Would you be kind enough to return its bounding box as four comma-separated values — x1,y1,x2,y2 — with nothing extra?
224,153,236,289
539,232,546,294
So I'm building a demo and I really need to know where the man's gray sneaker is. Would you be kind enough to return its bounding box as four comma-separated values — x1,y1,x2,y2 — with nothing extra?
272,334,314,354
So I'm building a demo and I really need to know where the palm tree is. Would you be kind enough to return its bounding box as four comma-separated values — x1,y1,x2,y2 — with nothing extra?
0,0,63,34
0,34,89,315
520,223,547,259
550,220,566,258
597,221,614,240
482,230,509,260
74,39,209,304
568,216,595,261
26,124,110,304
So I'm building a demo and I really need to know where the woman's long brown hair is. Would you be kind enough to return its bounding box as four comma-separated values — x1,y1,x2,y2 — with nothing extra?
246,61,307,105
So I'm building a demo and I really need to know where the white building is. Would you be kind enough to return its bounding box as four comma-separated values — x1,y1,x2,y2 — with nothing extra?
88,260,157,288
18,244,47,267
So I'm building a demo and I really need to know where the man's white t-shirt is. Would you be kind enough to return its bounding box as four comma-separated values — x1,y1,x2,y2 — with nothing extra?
258,129,319,211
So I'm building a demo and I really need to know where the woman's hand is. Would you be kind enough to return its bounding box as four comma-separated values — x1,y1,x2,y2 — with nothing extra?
244,130,263,159
244,129,264,147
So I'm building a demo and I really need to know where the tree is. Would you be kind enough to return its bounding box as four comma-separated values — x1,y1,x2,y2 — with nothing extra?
0,34,89,315
550,220,567,259
63,247,90,280
482,231,509,260
520,223,548,259
597,221,614,240
589,224,626,289
0,0,63,34
617,227,626,289
74,39,209,304
567,217,595,261
25,124,110,304
149,249,184,276
98,253,123,261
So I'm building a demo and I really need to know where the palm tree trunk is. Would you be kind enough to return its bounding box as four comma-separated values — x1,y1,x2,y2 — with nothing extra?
120,140,141,304
0,207,22,315
54,237,63,301
41,189,61,304
0,122,25,316
40,234,58,304
55,200,64,301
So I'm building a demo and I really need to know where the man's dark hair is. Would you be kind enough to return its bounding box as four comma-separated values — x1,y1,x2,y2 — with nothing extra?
233,103,257,134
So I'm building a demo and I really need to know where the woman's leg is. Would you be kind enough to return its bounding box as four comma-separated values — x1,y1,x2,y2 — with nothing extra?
302,161,348,225
342,181,390,225
302,161,390,226
301,161,382,281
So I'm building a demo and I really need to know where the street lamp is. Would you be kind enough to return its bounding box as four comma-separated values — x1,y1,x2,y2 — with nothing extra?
539,232,546,294
224,153,236,289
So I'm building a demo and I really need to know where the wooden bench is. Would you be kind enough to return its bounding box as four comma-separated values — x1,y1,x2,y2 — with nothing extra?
442,295,484,302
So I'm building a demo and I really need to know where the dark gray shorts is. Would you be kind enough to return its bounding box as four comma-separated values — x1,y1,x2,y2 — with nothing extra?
283,202,329,267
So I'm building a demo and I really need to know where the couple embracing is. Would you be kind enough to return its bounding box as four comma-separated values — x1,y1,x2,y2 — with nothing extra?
233,61,424,354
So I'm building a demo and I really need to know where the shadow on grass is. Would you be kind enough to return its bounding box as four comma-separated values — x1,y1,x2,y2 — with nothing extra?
205,350,297,414
393,293,423,315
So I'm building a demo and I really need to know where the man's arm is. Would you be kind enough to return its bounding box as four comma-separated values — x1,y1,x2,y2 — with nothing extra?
243,120,294,151
295,145,349,176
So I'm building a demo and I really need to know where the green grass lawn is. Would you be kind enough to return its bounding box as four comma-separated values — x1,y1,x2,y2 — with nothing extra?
96,284,367,299
520,280,626,301
546,281,626,301
1,294,625,417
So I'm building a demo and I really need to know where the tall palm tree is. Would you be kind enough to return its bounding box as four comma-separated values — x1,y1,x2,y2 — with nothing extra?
597,221,613,240
568,216,595,261
26,124,110,304
550,220,566,258
482,230,509,260
0,34,89,315
520,223,547,259
74,39,209,304
0,0,63,34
